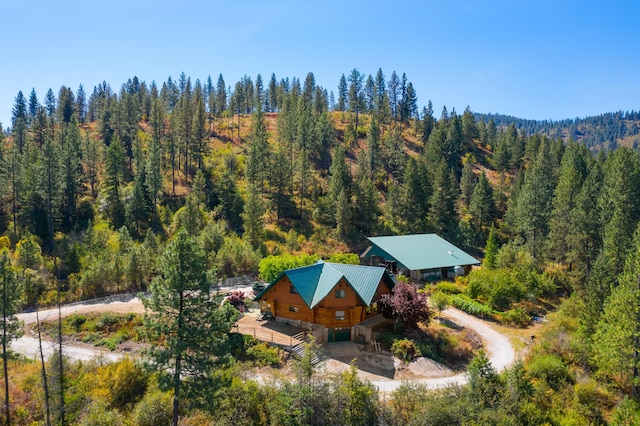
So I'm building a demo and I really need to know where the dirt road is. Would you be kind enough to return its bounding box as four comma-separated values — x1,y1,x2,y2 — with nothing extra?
10,295,516,393
370,307,516,392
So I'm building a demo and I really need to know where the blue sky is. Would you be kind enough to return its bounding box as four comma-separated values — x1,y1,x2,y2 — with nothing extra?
1,0,639,128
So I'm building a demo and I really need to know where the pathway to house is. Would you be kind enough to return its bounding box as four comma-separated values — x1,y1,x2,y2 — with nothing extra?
11,295,515,393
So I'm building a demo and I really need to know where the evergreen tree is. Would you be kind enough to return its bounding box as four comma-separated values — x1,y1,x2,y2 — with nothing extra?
105,136,126,228
513,140,556,259
348,69,364,141
28,88,39,124
483,225,498,269
566,161,603,281
191,83,207,172
388,71,400,122
57,85,75,124
601,147,640,278
327,144,352,221
267,72,278,112
146,135,163,233
382,126,406,182
337,74,347,112
245,106,270,191
269,144,292,222
363,74,375,113
459,158,477,208
420,100,435,150
592,226,640,393
142,229,238,426
76,84,87,124
242,184,265,248
41,134,62,254
547,142,589,263
469,172,495,230
127,165,151,236
216,74,227,115
59,117,84,230
353,152,379,234
428,160,459,240
45,88,56,118
400,157,431,233
313,110,335,171
374,68,390,124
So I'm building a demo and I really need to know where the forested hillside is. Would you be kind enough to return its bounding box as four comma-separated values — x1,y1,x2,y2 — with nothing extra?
475,110,640,150
2,69,640,423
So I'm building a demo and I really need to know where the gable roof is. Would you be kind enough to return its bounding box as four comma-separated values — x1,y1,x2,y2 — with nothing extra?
254,261,395,309
363,234,479,271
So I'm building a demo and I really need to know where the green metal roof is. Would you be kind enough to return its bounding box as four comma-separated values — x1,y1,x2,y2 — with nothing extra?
364,234,479,271
254,261,395,308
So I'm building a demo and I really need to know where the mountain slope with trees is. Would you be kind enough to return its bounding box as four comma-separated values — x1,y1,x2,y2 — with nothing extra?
0,69,640,423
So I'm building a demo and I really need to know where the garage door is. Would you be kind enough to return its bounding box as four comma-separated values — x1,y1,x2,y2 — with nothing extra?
332,327,351,342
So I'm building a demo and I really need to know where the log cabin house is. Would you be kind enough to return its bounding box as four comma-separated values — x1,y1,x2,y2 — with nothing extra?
253,261,395,342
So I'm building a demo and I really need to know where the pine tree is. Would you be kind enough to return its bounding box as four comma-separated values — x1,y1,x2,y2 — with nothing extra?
601,147,640,278
427,160,459,240
105,136,126,228
59,117,84,230
400,157,431,233
388,71,400,122
469,172,495,230
142,230,238,426
242,184,265,248
337,74,348,112
269,145,292,222
592,226,640,393
327,144,351,221
353,152,379,234
348,69,364,141
267,73,278,112
459,159,477,208
547,142,589,263
513,140,556,259
420,100,435,149
28,89,39,124
483,225,498,269
245,106,270,191
566,161,603,280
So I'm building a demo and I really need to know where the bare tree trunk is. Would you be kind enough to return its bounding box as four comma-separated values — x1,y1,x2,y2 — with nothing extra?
172,291,185,426
36,306,51,426
55,261,65,426
3,277,11,426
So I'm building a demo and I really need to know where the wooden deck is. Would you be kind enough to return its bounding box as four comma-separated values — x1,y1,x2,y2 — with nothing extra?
233,314,305,348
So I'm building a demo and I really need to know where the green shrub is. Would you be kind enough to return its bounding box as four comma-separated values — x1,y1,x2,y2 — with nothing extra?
391,339,422,362
450,294,493,317
376,331,404,350
246,343,281,367
500,306,531,327
526,353,572,390
430,291,450,315
67,313,87,332
132,389,173,426
258,254,319,282
77,399,125,426
326,253,360,265
96,312,119,331
434,282,461,295
466,268,526,311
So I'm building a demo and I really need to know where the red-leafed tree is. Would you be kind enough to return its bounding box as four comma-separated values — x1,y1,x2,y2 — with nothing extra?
381,281,430,329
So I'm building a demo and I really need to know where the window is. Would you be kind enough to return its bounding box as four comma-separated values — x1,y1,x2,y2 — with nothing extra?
290,285,298,294
335,310,345,321
289,305,299,313
335,289,346,298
